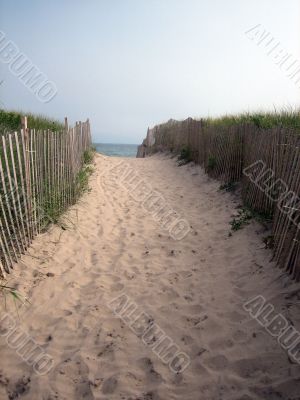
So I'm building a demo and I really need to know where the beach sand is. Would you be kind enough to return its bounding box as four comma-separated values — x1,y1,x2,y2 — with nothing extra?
0,153,300,399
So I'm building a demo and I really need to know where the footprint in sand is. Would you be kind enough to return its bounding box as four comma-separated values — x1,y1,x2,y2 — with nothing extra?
131,265,140,275
97,225,104,237
224,310,247,323
101,375,118,394
75,380,94,400
138,357,164,384
203,354,229,371
232,329,248,343
50,355,93,399
161,286,180,300
178,270,194,279
208,336,234,350
131,390,161,400
183,293,194,302
232,286,249,299
97,342,115,361
6,375,31,400
63,309,73,316
124,270,136,280
110,282,124,292
185,314,208,327
181,334,194,345
183,304,204,314
90,251,98,266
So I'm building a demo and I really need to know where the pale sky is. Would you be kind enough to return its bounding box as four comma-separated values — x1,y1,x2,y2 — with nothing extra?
0,0,299,143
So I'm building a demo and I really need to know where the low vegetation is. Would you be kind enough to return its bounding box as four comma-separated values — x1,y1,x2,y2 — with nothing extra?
263,235,275,249
0,109,64,133
207,156,217,172
39,148,95,228
177,146,193,166
202,109,300,131
76,151,95,196
229,206,273,233
219,181,238,192
0,282,27,311
230,207,253,231
83,147,96,164
158,109,300,133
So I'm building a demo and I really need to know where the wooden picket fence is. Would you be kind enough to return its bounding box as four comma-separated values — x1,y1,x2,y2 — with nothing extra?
140,118,300,281
0,118,92,276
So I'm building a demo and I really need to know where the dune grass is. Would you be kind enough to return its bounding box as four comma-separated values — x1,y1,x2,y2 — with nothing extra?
202,109,300,130
29,148,96,229
161,109,300,131
0,109,64,133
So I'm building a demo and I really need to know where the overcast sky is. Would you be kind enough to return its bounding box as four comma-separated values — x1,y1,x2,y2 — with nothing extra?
0,0,299,143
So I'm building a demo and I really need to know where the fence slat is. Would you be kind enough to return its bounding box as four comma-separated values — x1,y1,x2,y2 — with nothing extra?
0,118,92,275
144,118,300,281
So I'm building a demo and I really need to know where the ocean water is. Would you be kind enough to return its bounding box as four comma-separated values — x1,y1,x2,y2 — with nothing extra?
94,143,138,158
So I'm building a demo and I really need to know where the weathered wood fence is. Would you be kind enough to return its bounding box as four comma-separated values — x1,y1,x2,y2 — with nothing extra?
139,118,300,281
0,118,92,276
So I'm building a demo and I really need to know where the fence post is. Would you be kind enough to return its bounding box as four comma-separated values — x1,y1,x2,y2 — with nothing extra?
64,117,68,132
21,116,33,237
21,116,28,137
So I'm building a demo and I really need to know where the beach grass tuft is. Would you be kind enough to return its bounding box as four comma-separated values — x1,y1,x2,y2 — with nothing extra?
202,109,300,131
0,109,64,133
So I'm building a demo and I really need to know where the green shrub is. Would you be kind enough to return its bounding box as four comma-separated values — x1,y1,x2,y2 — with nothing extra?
230,207,253,231
207,156,216,171
263,235,274,249
178,146,192,161
75,165,94,195
177,146,193,166
83,148,95,164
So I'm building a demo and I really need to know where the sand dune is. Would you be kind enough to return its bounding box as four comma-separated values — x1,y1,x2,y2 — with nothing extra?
0,153,300,400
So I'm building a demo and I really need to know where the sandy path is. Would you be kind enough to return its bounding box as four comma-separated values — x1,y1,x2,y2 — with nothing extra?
0,154,300,400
